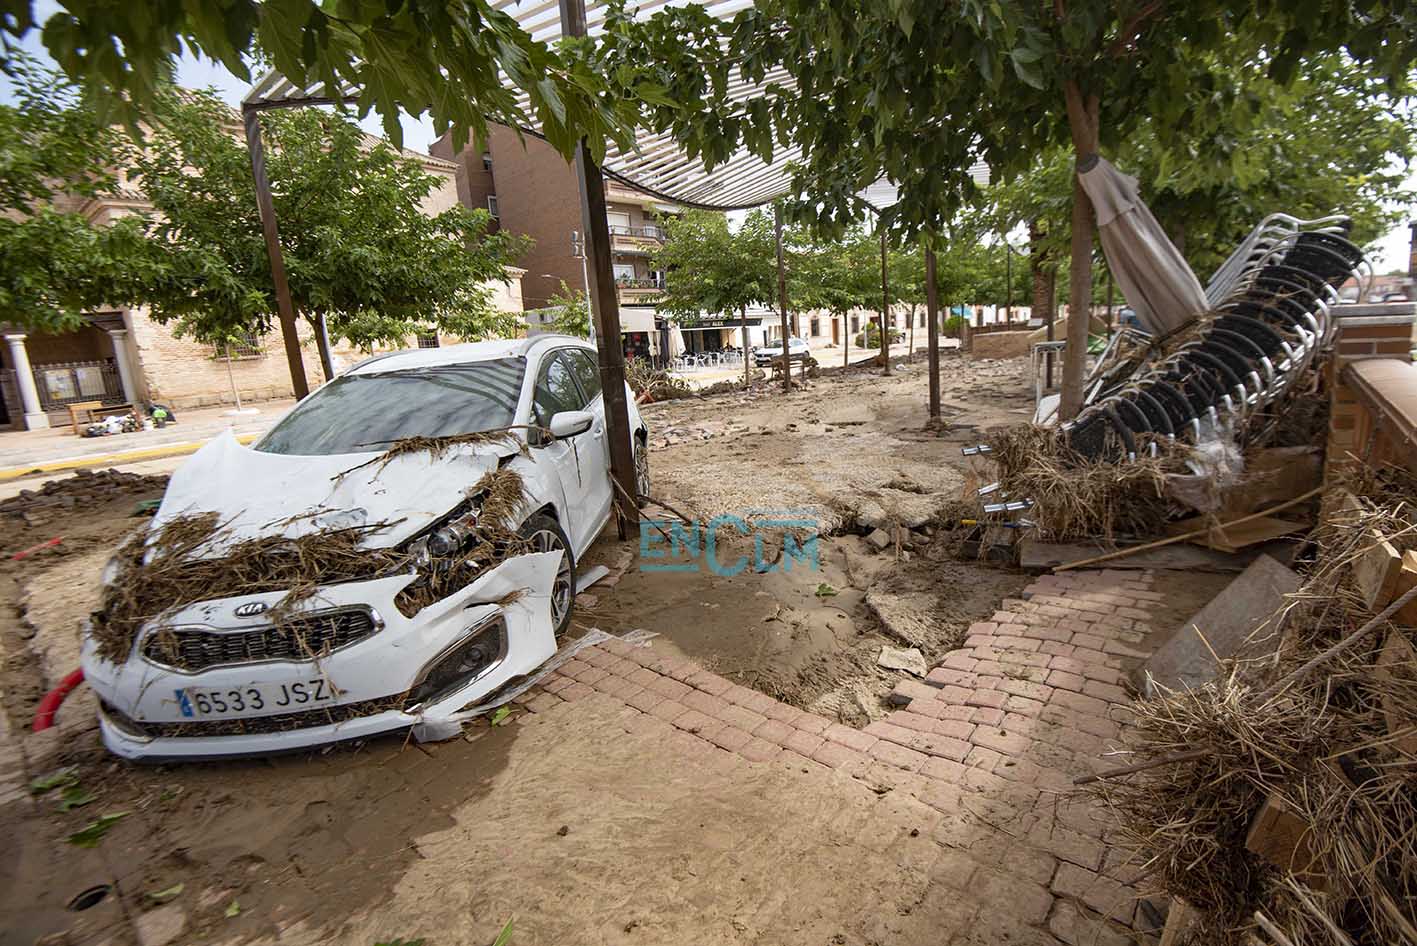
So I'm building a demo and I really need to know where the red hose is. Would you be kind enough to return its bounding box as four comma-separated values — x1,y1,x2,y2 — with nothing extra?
33,668,84,732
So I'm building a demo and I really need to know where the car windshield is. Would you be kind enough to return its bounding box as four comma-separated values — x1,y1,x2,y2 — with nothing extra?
256,358,526,456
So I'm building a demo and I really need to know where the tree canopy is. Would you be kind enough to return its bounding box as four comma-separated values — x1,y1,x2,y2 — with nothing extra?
651,209,778,320
1,0,663,160
125,91,531,352
0,55,148,333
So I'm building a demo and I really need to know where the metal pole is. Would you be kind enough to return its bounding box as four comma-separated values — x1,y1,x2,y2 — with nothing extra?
924,246,940,418
560,0,637,534
879,227,892,376
775,206,792,392
1046,278,1056,390
314,311,335,382
242,108,309,400
1005,243,1012,325
741,305,750,388
226,351,244,411
1105,269,1114,333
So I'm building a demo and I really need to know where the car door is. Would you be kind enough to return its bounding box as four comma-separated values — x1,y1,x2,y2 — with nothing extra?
530,349,611,554
559,348,615,544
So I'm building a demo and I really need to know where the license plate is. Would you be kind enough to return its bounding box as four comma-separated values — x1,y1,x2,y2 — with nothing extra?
174,679,339,719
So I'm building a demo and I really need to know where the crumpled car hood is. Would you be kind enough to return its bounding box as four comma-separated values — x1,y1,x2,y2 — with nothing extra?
155,429,516,550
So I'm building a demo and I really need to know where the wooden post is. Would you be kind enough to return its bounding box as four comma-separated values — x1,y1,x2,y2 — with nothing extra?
243,108,309,400
775,206,792,392
879,227,892,375
925,245,941,418
560,0,638,536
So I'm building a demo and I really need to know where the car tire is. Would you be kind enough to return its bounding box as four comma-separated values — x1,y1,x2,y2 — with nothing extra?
519,512,576,638
634,435,651,500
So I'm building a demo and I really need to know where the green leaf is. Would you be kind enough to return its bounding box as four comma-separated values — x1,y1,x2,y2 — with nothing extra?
634,82,679,109
66,812,129,848
814,583,838,598
147,883,185,904
56,785,97,811
30,767,78,794
1010,52,1045,90
492,918,515,946
490,706,512,727
225,900,241,918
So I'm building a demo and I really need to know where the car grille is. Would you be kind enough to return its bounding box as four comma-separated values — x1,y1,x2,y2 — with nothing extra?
142,608,379,672
101,696,405,739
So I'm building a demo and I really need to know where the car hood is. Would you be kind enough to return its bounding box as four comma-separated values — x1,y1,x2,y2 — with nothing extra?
154,429,516,551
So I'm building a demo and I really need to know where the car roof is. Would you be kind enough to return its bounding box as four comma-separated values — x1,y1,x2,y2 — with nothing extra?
343,335,592,376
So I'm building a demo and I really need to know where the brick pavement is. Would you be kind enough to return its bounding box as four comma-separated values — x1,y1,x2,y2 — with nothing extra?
522,568,1162,945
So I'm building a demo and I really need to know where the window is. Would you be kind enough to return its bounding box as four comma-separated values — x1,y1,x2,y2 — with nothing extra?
532,352,588,427
486,195,500,218
918,312,926,328
563,348,601,400
481,152,492,171
606,210,631,233
417,333,440,349
613,263,637,281
214,332,263,359
256,359,526,456
850,315,860,334
809,317,820,337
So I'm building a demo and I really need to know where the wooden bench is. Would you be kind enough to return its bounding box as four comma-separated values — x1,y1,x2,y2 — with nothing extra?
67,401,133,434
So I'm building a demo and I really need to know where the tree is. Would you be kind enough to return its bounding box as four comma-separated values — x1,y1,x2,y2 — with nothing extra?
610,1,1417,417
125,91,531,370
2,1,658,160
546,281,591,338
0,55,147,333
789,228,879,367
653,209,777,384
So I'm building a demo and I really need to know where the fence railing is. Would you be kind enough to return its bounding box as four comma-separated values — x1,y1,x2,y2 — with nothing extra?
32,359,125,411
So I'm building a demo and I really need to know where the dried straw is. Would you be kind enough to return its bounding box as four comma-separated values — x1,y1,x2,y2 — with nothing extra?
1092,474,1417,946
93,468,538,660
986,424,1184,543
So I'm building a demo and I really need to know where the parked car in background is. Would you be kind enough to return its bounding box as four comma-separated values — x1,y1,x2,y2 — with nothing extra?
754,337,812,367
82,335,650,761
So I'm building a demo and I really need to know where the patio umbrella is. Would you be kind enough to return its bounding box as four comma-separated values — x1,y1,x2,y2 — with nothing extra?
668,323,686,358
1078,155,1207,335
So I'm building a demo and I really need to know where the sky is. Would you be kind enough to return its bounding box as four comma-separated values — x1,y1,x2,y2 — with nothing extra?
2,10,1413,270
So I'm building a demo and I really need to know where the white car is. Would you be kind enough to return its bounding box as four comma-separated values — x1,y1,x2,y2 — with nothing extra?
81,336,650,761
754,336,811,367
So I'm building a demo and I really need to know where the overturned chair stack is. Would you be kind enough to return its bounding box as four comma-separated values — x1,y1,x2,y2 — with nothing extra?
1064,216,1369,461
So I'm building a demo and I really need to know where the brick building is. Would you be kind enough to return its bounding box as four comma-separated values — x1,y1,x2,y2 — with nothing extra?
431,126,768,360
1,134,524,431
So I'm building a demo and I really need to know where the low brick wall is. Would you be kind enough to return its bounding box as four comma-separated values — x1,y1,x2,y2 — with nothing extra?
1326,302,1417,479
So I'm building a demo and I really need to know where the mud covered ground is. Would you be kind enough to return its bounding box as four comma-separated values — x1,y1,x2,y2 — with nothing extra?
0,353,1093,946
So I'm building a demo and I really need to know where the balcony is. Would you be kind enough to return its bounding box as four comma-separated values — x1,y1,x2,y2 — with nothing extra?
616,276,665,304
610,224,666,255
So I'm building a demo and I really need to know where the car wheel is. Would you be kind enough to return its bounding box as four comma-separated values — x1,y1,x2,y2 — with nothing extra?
520,513,575,637
634,435,651,500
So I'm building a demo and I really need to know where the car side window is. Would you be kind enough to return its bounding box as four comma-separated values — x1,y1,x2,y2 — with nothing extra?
564,349,602,401
532,352,588,428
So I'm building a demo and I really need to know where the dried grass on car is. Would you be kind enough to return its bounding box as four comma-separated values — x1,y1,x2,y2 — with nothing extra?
1091,471,1417,946
93,468,538,661
986,424,1183,543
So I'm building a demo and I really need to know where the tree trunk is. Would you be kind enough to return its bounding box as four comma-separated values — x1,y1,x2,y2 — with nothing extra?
741,304,750,388
1060,79,1100,421
843,314,849,368
908,303,916,362
313,311,335,383
879,228,891,375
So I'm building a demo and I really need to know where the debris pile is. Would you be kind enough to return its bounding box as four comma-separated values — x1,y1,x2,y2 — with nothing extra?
626,360,695,402
0,468,169,522
987,424,1182,543
92,465,533,662
1094,468,1417,945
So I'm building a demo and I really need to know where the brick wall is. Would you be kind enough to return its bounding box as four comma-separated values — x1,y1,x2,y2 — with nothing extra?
1325,303,1417,479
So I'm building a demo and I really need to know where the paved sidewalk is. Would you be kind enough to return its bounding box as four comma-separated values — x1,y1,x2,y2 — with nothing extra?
519,568,1162,945
0,398,293,478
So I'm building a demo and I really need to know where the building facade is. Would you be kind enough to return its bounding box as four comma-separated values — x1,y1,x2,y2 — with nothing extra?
1,135,524,430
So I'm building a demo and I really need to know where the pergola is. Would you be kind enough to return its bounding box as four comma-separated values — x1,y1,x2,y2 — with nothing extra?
242,0,990,531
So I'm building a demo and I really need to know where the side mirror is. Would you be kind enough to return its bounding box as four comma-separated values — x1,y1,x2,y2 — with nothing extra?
548,410,594,440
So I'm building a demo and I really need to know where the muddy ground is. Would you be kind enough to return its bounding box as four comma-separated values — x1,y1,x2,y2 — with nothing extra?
0,353,1166,946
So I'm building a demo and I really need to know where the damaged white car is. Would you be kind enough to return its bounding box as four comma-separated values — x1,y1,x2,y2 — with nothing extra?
81,336,649,761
